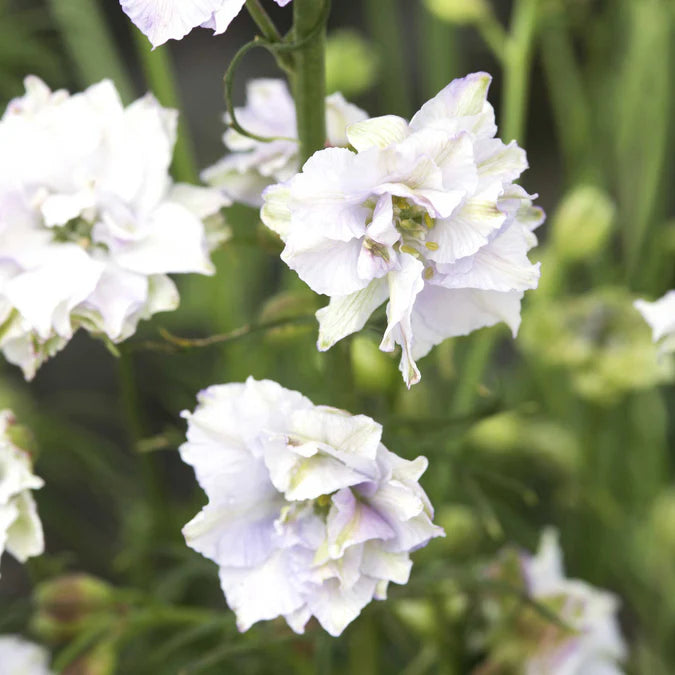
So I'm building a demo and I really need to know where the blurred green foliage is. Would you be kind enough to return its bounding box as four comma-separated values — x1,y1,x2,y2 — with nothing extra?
0,0,673,673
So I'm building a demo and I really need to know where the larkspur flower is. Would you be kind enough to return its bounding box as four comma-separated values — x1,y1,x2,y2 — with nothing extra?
482,530,627,675
634,291,675,355
180,377,444,636
261,72,543,387
0,635,52,674
120,0,292,48
0,411,44,577
203,79,369,207
0,77,227,379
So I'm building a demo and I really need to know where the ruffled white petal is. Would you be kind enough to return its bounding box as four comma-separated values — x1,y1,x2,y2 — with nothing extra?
181,379,443,636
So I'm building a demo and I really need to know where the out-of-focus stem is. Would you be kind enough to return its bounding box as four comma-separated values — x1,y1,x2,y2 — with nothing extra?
500,0,541,143
292,0,328,163
452,0,541,414
47,0,134,101
538,5,595,184
364,0,412,117
133,32,199,184
419,3,460,100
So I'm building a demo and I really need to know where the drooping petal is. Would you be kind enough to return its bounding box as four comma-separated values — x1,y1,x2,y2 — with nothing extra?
316,278,388,351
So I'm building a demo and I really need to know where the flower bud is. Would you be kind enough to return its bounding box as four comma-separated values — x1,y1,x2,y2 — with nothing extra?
549,185,615,262
326,30,380,97
423,0,491,24
33,574,114,643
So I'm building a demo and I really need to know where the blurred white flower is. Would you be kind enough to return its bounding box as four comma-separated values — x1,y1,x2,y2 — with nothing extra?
0,635,52,674
180,377,443,636
203,79,369,207
634,291,675,355
261,72,543,387
0,411,44,577
485,529,627,675
120,0,293,48
0,77,227,379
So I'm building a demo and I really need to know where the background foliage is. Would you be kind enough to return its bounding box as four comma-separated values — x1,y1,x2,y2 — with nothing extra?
0,0,674,672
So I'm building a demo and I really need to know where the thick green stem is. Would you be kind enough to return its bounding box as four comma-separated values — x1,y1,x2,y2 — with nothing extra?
133,32,199,184
500,0,541,143
293,0,327,163
364,0,412,117
452,0,541,414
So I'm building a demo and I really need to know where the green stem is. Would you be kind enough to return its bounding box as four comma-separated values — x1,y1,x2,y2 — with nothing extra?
246,0,283,41
538,5,596,184
419,2,460,100
47,0,134,102
245,0,295,76
364,0,412,117
293,0,328,163
133,32,199,184
500,0,541,143
451,0,541,415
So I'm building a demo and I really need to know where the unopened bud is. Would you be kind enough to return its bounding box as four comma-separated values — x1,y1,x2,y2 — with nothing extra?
423,0,491,24
550,185,615,262
33,574,114,643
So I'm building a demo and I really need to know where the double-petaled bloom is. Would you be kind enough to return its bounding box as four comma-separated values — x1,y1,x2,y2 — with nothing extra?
0,635,52,674
180,377,444,636
635,291,675,356
0,77,226,379
483,530,627,674
120,0,292,47
262,73,543,387
0,410,44,577
203,79,369,207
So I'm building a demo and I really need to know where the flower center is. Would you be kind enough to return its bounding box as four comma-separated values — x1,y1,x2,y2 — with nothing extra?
392,197,438,278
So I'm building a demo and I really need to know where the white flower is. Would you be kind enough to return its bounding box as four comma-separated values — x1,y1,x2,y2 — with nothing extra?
120,0,293,48
0,635,52,674
180,377,444,636
0,411,44,577
203,79,369,207
506,530,627,675
634,290,675,355
261,72,544,387
0,77,227,380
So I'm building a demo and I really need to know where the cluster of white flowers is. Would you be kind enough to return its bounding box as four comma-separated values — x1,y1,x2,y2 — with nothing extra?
0,635,52,675
262,72,543,386
0,77,226,379
487,530,627,674
635,291,675,356
120,0,292,47
203,79,369,207
180,377,444,636
0,410,44,577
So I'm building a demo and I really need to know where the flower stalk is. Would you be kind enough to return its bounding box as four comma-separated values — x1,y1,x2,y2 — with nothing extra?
292,0,328,163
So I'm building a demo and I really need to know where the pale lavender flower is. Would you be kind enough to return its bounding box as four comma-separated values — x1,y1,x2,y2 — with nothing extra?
120,0,293,48
0,77,227,379
634,291,675,356
180,377,444,636
262,72,543,387
0,411,44,577
203,79,369,207
485,530,627,675
0,635,52,674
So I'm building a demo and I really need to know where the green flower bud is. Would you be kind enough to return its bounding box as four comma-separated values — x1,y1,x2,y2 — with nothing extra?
350,336,398,394
423,0,492,24
549,185,615,262
326,30,380,97
33,574,114,643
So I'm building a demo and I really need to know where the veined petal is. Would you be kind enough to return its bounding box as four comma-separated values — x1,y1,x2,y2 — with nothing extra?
317,278,388,351
119,0,244,47
380,256,425,387
347,115,410,151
